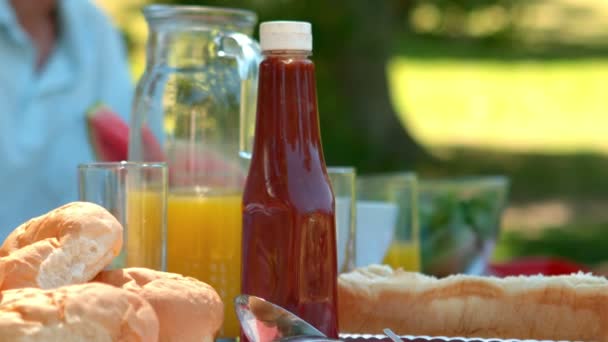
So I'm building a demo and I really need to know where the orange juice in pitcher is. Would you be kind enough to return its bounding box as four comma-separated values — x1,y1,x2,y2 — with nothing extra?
166,189,242,337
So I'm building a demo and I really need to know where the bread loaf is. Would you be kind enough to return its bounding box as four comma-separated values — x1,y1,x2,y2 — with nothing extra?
338,264,608,341
0,202,122,290
0,282,159,342
95,267,223,342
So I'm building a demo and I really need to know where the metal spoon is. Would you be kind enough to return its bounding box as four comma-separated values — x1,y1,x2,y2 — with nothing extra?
383,328,402,342
234,295,341,342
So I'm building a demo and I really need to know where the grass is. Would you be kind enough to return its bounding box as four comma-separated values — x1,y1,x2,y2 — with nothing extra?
386,36,608,204
388,55,608,155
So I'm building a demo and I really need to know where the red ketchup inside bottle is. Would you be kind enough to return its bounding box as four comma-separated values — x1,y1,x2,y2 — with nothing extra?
241,21,339,339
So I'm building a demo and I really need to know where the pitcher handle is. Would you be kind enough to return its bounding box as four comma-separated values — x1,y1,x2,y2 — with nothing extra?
216,32,262,161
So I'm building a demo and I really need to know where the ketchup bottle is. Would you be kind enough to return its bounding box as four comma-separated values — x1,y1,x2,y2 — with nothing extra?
242,21,339,338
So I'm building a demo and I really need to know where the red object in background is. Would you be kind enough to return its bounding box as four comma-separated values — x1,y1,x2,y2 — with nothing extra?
241,52,339,338
87,105,129,161
487,257,589,277
87,105,164,162
88,104,247,188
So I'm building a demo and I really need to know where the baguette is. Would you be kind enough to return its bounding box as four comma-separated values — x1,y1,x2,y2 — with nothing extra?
0,282,159,342
95,267,224,342
338,264,608,341
0,202,122,290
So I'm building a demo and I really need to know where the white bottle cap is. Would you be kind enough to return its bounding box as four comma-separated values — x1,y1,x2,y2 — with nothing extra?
260,21,312,52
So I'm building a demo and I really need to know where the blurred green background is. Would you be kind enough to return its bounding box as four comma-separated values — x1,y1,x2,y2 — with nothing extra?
96,0,608,269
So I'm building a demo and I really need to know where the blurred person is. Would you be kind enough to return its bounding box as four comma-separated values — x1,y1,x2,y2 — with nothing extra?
0,0,133,237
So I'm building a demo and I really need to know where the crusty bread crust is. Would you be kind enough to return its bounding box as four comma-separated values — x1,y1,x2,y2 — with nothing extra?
95,267,224,342
0,202,122,290
0,282,159,342
338,264,608,341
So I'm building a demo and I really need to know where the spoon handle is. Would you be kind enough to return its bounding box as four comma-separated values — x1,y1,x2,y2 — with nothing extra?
383,328,402,342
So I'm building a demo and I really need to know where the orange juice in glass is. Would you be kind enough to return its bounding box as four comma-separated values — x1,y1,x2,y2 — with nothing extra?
357,173,420,272
79,162,168,271
383,241,421,271
166,188,242,338
126,190,165,269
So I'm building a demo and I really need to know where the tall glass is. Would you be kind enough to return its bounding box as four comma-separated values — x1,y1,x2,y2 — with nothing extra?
328,167,356,273
128,5,261,339
78,162,167,271
356,172,420,271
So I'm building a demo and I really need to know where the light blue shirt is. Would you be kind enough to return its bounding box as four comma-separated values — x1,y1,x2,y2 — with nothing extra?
0,0,133,237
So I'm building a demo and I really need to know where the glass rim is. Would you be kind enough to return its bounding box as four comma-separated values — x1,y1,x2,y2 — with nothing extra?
357,171,417,183
418,175,509,189
78,161,167,170
143,4,257,28
327,166,356,174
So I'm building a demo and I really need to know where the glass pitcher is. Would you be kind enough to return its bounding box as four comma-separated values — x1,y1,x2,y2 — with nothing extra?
128,5,260,339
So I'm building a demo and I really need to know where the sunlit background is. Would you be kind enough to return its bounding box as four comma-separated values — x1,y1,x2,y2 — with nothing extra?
96,0,608,267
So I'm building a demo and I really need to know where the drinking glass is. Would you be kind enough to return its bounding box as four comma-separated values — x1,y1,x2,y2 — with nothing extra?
328,167,356,273
78,162,167,271
356,172,419,271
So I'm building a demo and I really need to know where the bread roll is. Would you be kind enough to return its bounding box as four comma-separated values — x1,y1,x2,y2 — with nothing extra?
338,264,608,341
95,267,223,342
0,202,122,290
0,282,159,342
